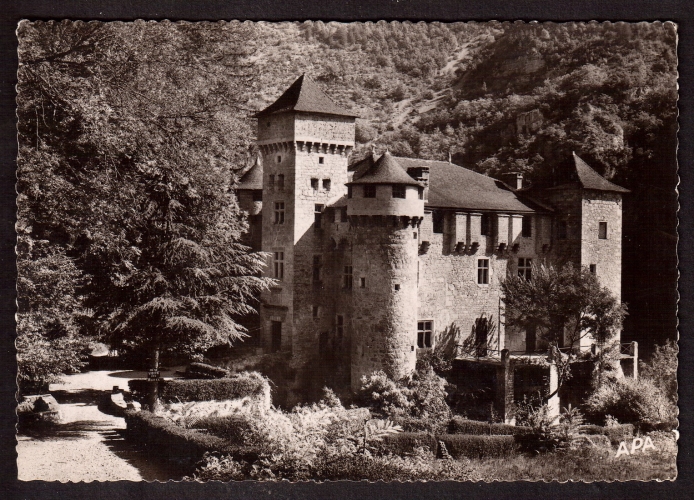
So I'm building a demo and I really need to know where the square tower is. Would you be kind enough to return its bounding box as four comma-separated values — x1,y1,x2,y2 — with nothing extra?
255,75,356,391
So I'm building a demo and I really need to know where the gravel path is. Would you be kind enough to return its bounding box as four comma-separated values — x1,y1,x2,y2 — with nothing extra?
17,369,187,482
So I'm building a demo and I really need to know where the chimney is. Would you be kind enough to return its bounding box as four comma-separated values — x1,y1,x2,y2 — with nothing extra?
502,172,523,190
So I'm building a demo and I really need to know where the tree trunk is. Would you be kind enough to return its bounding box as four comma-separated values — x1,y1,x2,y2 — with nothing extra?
146,343,161,411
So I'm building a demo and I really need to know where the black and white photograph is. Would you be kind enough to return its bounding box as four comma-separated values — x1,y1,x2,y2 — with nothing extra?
14,20,678,482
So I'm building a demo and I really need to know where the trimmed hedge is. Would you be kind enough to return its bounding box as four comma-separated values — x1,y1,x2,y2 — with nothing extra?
194,414,253,444
637,420,678,433
448,416,532,436
160,375,267,402
128,372,270,404
378,432,438,456
436,434,519,459
185,362,230,379
124,410,258,465
582,424,635,444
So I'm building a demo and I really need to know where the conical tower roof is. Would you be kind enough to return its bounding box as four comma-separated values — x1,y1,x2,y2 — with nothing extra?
348,151,422,186
548,152,629,193
237,156,263,190
255,74,357,118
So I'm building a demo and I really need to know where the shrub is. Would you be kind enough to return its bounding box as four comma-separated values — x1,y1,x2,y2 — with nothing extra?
195,414,253,443
641,340,678,403
192,448,481,482
124,410,258,465
358,368,452,433
448,416,532,436
582,423,634,444
185,362,230,379
160,372,270,403
436,434,519,459
585,377,677,426
377,432,438,456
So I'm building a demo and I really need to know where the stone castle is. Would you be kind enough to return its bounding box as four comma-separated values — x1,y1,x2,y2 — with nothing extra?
236,75,631,415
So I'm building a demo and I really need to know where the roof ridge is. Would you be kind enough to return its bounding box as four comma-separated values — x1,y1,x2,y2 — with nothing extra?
255,74,357,118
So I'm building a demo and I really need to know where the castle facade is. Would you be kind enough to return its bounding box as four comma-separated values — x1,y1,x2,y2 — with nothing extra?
237,75,629,410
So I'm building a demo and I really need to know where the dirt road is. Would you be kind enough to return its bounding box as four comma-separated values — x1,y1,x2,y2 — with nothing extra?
17,370,187,482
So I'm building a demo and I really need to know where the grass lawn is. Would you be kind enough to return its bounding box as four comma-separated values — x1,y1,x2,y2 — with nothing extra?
470,432,677,481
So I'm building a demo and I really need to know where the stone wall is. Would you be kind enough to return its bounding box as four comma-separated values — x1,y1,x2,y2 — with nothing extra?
581,191,623,302
350,219,419,389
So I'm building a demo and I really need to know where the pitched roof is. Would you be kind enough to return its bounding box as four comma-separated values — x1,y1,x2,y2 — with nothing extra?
348,152,422,187
548,152,630,193
237,157,263,190
393,157,541,213
255,74,357,118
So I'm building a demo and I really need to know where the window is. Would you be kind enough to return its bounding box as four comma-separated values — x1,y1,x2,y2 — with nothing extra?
477,258,490,285
312,255,322,284
271,321,282,352
266,121,271,128
269,174,275,188
274,202,285,225
347,186,353,199
392,185,406,199
518,258,532,280
341,207,348,222
277,155,282,163
558,220,567,240
360,277,366,288
273,251,284,280
481,213,491,236
418,187,424,200
319,156,325,164
314,204,324,230
590,264,597,274
394,284,400,291
311,178,319,190
363,185,376,198
522,215,532,238
599,221,608,239
252,190,263,202
336,315,344,341
323,178,331,191
343,265,353,289
413,232,418,239
433,210,444,234
312,305,320,318
277,174,284,190
417,321,433,348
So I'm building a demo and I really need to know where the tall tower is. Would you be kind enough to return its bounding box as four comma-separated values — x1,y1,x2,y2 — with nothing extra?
254,75,356,396
347,152,425,390
544,152,629,347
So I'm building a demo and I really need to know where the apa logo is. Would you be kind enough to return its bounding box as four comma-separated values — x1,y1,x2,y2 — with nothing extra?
615,437,656,458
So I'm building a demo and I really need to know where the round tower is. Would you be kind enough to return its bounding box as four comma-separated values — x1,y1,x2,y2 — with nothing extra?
347,152,424,390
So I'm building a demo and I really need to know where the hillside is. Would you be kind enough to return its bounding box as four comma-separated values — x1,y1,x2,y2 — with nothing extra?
246,21,678,351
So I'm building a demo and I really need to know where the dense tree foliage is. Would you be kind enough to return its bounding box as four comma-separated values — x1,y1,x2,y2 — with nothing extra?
16,20,273,389
501,263,627,348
